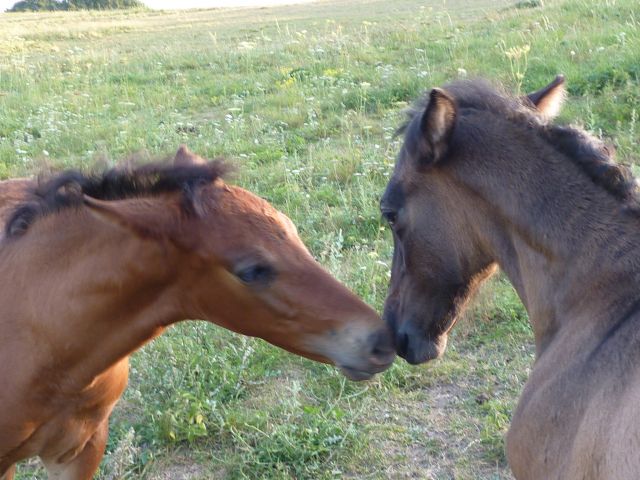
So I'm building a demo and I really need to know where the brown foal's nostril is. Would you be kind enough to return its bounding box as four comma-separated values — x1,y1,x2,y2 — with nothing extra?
368,328,396,366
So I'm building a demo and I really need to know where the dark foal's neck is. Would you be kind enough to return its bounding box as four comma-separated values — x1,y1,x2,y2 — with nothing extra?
452,120,640,357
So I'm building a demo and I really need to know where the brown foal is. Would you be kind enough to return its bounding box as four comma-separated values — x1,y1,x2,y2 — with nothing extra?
0,146,394,479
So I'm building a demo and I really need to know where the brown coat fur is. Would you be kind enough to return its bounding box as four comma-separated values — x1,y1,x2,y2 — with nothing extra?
0,147,394,479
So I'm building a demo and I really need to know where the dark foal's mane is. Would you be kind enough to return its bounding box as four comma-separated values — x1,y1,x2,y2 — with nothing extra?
5,161,227,238
399,79,640,209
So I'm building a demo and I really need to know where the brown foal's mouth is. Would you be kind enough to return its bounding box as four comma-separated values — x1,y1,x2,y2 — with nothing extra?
339,366,375,381
339,361,392,381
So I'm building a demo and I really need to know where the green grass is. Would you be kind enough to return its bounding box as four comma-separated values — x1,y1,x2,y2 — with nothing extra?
1,0,638,478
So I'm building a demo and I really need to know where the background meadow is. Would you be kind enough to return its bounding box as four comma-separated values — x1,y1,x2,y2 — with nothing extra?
1,0,638,478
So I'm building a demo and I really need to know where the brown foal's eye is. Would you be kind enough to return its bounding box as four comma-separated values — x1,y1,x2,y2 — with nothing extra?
235,263,276,285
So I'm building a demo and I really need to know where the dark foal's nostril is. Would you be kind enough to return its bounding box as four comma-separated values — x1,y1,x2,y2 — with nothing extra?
368,329,396,365
396,332,410,358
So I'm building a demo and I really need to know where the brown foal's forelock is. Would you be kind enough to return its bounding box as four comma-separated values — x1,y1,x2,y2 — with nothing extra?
0,146,394,479
382,75,640,479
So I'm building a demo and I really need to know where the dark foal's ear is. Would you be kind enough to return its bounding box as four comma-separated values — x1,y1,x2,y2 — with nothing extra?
419,88,457,164
525,74,566,119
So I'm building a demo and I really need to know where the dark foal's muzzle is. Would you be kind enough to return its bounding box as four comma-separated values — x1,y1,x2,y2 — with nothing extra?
396,325,447,365
384,306,448,365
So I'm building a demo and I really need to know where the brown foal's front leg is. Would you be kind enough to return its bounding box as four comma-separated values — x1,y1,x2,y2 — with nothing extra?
43,420,109,480
0,464,16,480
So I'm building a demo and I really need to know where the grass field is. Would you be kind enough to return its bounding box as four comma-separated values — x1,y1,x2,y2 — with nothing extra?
1,0,639,478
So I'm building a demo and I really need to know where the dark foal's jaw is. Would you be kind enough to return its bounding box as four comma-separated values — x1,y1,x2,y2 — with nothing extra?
382,77,566,364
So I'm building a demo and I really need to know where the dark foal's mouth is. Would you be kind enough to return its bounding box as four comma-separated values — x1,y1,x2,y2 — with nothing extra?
396,332,449,365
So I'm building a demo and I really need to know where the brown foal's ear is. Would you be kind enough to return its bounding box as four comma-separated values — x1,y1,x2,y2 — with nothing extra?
525,74,566,119
83,196,166,239
419,88,457,163
174,144,207,166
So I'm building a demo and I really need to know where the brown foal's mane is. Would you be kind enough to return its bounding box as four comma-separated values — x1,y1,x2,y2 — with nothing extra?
5,161,228,238
399,79,640,210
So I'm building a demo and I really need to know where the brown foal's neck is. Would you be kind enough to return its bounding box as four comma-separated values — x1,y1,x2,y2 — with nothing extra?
2,207,186,393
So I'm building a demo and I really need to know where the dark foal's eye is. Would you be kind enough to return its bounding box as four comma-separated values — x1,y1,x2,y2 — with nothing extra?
381,208,398,227
235,263,276,285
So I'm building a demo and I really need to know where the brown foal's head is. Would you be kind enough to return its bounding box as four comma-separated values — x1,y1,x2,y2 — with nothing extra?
5,146,395,380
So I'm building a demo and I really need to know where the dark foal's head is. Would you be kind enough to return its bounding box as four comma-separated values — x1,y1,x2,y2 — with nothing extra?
381,76,567,364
